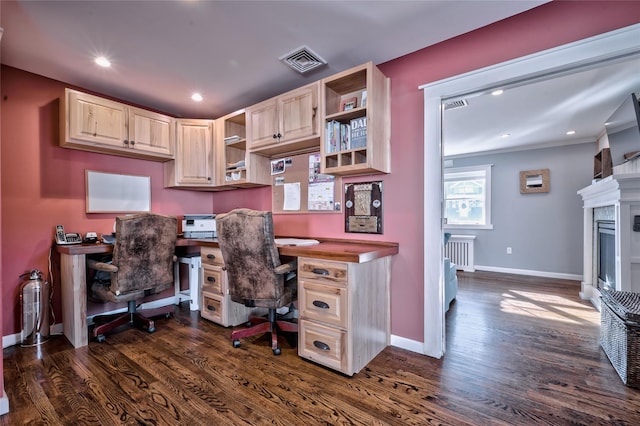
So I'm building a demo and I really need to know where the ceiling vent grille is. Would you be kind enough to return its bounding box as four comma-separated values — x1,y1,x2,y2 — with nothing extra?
443,99,468,111
280,45,327,74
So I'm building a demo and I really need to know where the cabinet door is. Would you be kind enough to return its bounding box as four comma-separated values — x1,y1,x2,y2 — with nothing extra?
279,83,318,142
128,107,174,158
246,97,278,148
174,120,214,185
66,89,127,148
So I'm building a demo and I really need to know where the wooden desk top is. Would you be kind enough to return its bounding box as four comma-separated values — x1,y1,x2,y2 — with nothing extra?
55,236,399,263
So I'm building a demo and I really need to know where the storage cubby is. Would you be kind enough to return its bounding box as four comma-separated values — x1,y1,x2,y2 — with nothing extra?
217,110,270,187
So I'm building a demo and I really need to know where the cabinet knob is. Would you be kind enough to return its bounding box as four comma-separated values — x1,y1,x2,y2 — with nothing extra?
207,276,216,283
272,134,278,139
130,140,135,146
207,254,215,259
312,268,329,276
276,132,282,139
123,139,129,145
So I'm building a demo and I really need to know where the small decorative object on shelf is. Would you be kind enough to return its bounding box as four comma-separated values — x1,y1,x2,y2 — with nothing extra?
361,90,368,108
341,97,357,111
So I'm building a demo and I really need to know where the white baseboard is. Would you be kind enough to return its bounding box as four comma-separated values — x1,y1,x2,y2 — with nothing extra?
390,334,425,354
0,384,8,415
475,265,582,281
3,297,176,349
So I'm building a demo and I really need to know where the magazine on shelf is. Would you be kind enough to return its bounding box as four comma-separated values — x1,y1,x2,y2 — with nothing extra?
349,116,367,149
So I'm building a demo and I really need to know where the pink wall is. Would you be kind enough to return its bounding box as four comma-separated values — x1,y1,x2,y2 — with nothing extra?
1,1,639,343
0,67,219,335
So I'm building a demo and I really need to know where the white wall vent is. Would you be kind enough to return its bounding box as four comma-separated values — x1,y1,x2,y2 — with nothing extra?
443,99,468,111
279,45,327,74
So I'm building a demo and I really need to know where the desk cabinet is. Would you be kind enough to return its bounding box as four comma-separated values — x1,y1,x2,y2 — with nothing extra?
297,256,390,376
200,246,262,326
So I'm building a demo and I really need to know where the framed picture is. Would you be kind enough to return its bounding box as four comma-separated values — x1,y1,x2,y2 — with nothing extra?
519,168,550,193
340,97,357,111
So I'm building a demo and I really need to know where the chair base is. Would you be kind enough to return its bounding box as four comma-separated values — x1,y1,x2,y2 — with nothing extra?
231,308,298,355
92,301,173,342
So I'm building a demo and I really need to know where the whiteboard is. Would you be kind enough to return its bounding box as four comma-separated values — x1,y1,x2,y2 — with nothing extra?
86,170,151,213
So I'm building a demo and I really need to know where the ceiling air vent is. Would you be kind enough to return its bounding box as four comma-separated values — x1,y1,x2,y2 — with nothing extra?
279,45,327,74
443,99,468,111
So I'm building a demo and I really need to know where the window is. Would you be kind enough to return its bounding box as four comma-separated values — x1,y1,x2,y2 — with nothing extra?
444,164,492,229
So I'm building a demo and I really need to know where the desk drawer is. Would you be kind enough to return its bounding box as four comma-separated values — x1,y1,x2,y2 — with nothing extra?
298,258,348,285
299,319,347,373
299,280,347,328
201,293,223,324
201,247,224,267
202,267,223,295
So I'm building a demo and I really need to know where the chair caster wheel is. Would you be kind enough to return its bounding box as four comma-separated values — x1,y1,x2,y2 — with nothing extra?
96,334,106,343
147,326,156,333
273,347,281,356
233,339,241,348
165,312,171,319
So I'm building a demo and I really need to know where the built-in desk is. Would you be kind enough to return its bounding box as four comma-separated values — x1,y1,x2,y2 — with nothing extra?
55,237,398,373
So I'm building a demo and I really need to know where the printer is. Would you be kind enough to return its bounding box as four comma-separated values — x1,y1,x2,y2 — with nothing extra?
182,214,216,239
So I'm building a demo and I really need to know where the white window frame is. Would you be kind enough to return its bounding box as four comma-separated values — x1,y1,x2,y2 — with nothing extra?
444,164,493,230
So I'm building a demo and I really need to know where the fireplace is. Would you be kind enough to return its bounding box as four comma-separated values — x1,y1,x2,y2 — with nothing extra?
596,220,615,291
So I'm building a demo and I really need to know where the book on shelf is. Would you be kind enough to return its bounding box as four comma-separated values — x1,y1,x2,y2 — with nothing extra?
361,90,368,108
349,116,367,149
326,120,340,153
340,123,350,150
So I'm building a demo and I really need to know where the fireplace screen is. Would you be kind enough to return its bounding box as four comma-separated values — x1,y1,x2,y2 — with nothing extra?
597,221,615,290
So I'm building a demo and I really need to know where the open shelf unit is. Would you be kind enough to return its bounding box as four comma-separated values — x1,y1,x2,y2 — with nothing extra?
217,110,270,187
320,62,390,176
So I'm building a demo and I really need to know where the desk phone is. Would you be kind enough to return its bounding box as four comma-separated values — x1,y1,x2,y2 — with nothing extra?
55,225,82,245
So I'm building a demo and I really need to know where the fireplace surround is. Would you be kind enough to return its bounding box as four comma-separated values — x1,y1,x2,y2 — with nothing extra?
578,171,640,308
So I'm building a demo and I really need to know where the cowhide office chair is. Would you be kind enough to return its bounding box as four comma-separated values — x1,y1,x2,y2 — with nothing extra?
88,213,177,342
216,208,298,355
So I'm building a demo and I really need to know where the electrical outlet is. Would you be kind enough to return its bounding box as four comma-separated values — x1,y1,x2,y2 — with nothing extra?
507,247,512,254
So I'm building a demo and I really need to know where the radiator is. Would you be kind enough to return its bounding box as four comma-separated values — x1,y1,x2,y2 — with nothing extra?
445,235,476,272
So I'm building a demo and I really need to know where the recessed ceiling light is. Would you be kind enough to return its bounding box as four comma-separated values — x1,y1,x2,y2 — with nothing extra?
94,56,111,68
500,133,510,138
191,93,203,102
491,89,504,96
566,130,576,135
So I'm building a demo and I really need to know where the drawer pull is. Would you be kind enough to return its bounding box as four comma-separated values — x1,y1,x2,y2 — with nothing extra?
207,253,216,260
312,300,330,309
313,340,330,351
207,304,217,312
312,268,329,276
207,276,216,283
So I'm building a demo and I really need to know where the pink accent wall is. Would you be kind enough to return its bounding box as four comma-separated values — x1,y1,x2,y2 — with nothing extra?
1,1,639,347
0,67,217,335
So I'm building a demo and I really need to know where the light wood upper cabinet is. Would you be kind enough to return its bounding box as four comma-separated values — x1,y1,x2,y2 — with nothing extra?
128,107,173,157
320,62,390,176
61,88,174,161
247,82,320,156
164,119,215,187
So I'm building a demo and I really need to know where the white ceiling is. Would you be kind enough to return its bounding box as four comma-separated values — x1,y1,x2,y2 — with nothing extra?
4,1,638,157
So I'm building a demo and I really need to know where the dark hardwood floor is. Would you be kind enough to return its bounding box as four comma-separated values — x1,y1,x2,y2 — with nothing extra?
3,271,640,425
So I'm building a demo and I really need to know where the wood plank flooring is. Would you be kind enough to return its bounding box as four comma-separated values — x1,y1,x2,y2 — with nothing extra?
3,271,640,425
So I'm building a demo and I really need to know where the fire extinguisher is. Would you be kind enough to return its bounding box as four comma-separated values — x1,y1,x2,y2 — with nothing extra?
19,269,50,347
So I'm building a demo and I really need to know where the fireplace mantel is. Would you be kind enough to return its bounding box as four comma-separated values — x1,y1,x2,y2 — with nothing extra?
578,172,640,307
